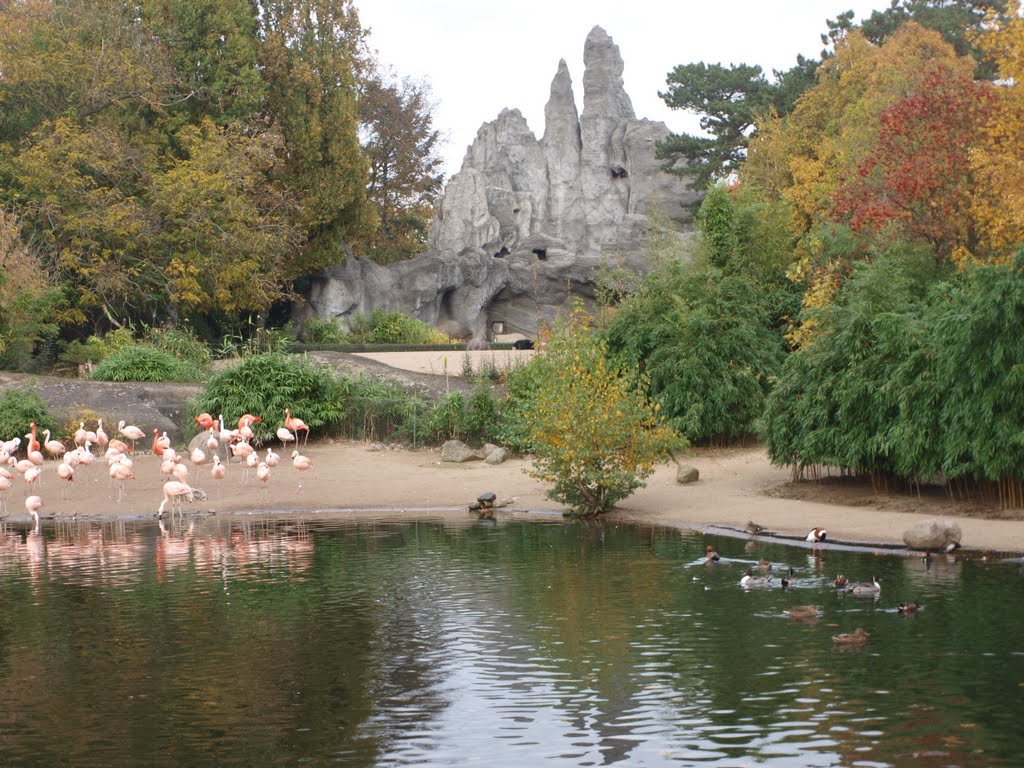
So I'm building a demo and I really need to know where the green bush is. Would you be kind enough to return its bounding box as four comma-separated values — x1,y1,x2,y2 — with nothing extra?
346,309,450,345
58,328,142,370
145,326,211,367
91,345,198,382
302,316,348,344
189,353,344,443
0,388,57,443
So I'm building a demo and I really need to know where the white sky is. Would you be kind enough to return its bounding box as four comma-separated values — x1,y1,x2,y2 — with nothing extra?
358,1,892,178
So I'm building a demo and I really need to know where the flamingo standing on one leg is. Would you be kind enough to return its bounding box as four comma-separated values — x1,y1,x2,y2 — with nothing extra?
56,460,74,501
0,474,11,517
210,455,226,498
110,461,135,502
284,409,310,446
95,419,109,451
118,420,146,452
291,449,312,491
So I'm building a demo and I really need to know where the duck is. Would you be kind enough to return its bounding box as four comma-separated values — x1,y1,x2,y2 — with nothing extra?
757,557,772,573
848,576,882,596
780,567,797,589
705,545,720,563
745,520,766,535
833,574,849,589
832,627,870,646
740,567,772,588
785,604,819,621
897,601,921,615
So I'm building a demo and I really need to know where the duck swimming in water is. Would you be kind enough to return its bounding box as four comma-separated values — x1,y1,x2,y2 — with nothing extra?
705,545,720,563
832,627,870,646
848,576,882,596
897,601,921,615
785,604,819,621
833,574,849,589
780,567,797,589
740,567,772,588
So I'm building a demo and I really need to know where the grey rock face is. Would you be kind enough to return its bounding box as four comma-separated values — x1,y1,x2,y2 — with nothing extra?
440,439,483,463
301,26,700,340
902,519,963,551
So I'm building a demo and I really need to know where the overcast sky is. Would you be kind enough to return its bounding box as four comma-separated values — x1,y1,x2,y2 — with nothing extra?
357,1,892,177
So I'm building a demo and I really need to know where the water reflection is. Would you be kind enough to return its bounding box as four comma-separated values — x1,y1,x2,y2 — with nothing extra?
0,517,1021,767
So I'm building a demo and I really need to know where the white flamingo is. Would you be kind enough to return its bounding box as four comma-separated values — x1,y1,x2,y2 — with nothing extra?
158,480,194,520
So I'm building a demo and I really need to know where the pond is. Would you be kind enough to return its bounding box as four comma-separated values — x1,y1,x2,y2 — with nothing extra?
0,515,1022,767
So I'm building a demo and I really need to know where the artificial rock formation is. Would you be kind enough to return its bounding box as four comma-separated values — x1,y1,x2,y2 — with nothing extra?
302,26,700,340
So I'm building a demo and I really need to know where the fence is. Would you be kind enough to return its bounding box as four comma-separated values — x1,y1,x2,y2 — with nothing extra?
335,396,432,448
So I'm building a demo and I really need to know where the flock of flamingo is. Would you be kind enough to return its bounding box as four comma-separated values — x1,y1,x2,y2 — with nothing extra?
0,408,315,526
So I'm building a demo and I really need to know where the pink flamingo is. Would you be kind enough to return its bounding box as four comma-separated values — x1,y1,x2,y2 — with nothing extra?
109,461,134,502
25,495,43,527
95,419,109,450
23,465,42,496
118,420,146,452
291,449,312,490
158,480,194,520
284,408,310,446
0,474,10,516
56,460,74,500
210,455,226,497
42,429,67,461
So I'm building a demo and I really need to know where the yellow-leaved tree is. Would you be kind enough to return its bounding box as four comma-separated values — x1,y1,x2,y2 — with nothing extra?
971,1,1024,262
523,308,683,516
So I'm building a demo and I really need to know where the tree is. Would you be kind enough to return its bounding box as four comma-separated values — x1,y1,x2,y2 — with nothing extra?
354,71,444,264
830,59,995,261
523,308,682,516
257,0,371,277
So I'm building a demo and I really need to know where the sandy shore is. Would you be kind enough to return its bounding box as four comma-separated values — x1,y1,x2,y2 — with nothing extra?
8,441,1024,555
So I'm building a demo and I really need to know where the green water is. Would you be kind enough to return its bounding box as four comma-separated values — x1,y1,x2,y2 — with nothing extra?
0,516,1022,767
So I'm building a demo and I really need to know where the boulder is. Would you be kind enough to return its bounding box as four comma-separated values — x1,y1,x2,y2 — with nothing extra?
485,447,511,465
299,26,699,343
440,440,483,463
676,464,700,484
903,519,963,551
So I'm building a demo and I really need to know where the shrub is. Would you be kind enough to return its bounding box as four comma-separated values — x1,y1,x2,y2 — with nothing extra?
523,308,684,515
0,388,58,444
420,379,502,446
145,326,211,367
302,316,348,344
91,345,198,382
189,353,344,443
346,309,450,345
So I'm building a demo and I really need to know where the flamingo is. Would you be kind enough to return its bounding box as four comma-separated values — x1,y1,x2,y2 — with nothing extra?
210,455,226,497
195,412,215,431
109,461,134,502
56,461,74,500
172,462,189,484
118,420,146,451
74,422,88,447
42,429,67,461
25,435,43,466
190,447,206,467
152,429,170,457
284,408,310,446
25,494,43,527
95,419,109,450
205,429,219,454
265,447,280,468
276,427,295,450
107,438,130,455
291,449,312,490
0,475,10,516
2,437,20,456
158,480,194,520
23,465,42,496
238,413,261,431
26,422,40,455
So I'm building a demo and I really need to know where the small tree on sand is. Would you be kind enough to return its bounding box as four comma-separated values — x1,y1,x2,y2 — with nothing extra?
524,309,684,516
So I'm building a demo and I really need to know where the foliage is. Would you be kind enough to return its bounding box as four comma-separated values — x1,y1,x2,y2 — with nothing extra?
144,326,212,367
420,380,501,446
605,259,787,445
301,316,348,345
0,388,58,443
759,247,1024,506
829,59,995,261
970,1,1024,262
57,327,136,369
188,353,343,443
344,309,450,345
497,355,548,454
353,71,444,264
522,308,682,516
91,345,199,382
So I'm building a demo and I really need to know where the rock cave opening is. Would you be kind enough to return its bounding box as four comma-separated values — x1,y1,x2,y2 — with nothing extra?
494,246,510,258
532,248,547,261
